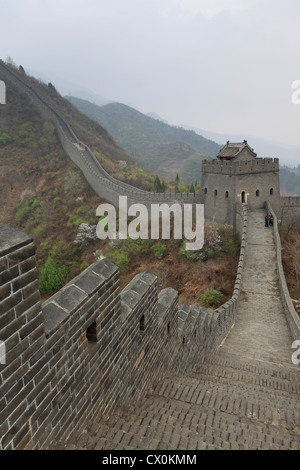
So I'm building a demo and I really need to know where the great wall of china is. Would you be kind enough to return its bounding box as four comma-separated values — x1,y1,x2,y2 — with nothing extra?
0,60,299,450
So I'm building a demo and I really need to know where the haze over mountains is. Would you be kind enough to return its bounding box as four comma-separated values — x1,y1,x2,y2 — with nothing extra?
66,96,221,182
184,126,300,168
27,66,299,169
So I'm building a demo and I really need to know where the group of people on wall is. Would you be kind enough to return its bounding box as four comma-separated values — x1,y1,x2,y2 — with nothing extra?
265,213,274,228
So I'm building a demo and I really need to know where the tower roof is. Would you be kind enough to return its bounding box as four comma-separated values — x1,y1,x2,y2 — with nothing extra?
216,140,257,160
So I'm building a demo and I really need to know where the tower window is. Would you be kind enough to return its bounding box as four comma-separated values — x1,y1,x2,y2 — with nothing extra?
270,188,274,195
204,188,208,195
241,191,246,203
86,321,97,343
225,191,229,198
214,190,218,196
256,190,260,197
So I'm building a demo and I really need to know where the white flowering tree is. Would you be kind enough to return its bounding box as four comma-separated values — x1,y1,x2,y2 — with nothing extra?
74,223,98,246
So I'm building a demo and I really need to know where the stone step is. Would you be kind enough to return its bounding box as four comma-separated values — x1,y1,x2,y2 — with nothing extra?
193,353,300,388
59,347,300,451
155,379,299,427
152,375,299,430
64,391,300,450
155,368,300,406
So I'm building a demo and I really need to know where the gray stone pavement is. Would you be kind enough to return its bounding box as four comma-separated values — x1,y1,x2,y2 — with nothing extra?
56,210,300,450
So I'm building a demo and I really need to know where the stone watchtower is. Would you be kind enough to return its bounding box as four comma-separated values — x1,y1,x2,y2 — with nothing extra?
200,140,281,226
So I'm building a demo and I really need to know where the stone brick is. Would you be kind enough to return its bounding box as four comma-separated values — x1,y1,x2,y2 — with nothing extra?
1,314,27,341
0,307,15,330
0,225,32,257
91,259,119,280
22,279,39,300
0,255,8,273
19,256,37,275
0,265,19,287
0,282,11,302
43,302,69,338
15,291,41,316
53,285,88,314
19,318,44,342
7,243,36,268
12,269,38,293
73,270,106,296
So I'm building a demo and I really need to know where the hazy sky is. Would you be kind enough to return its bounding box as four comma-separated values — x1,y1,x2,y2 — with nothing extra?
1,0,300,146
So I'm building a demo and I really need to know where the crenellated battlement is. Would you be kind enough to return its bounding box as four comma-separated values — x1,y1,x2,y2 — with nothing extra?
0,209,248,449
202,157,279,175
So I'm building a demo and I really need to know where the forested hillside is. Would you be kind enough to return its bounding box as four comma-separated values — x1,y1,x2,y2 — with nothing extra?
280,165,300,196
66,97,221,182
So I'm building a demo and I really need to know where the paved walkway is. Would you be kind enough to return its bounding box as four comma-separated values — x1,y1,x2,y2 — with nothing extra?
59,210,300,450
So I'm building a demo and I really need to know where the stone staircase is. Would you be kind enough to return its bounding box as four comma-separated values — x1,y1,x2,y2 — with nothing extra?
62,353,299,450
55,210,300,451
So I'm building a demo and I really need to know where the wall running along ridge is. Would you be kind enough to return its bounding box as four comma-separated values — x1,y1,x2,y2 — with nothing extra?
0,60,199,210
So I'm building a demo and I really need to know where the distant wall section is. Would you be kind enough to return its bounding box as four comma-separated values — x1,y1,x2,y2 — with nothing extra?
280,197,300,228
267,202,300,340
0,60,199,211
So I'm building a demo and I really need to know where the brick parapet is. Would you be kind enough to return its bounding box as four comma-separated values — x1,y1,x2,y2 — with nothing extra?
202,157,279,175
266,202,300,340
0,215,248,448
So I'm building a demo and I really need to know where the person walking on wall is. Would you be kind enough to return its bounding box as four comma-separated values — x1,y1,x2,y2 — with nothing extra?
265,215,269,227
269,213,273,227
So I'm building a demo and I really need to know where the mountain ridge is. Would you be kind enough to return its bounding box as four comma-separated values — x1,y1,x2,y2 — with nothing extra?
65,96,222,182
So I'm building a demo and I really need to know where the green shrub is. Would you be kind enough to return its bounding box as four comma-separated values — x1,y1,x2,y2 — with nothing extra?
39,256,69,293
15,197,41,227
67,213,86,229
31,226,46,241
135,238,152,255
223,233,241,256
0,133,11,146
107,249,130,273
38,240,80,293
185,250,202,261
115,251,130,272
37,241,51,265
50,240,79,270
80,263,89,271
199,288,225,308
152,242,167,259
178,243,187,257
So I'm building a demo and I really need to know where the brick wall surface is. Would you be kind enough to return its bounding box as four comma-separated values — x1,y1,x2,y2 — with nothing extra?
0,206,247,449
